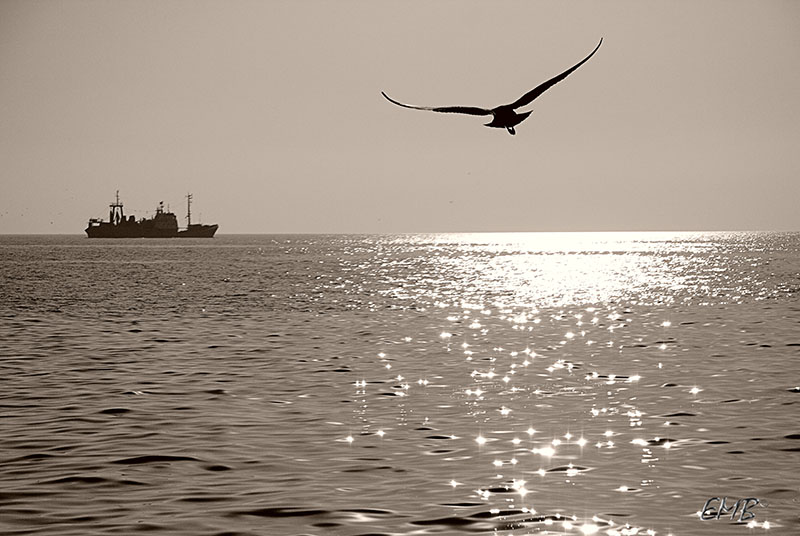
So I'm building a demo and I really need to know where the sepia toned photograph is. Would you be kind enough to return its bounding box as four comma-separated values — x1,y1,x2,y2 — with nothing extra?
1,1,799,535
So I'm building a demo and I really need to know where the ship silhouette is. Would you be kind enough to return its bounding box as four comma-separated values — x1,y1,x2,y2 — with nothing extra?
85,192,218,238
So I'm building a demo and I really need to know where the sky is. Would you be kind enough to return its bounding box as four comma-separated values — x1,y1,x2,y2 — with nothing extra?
1,0,799,234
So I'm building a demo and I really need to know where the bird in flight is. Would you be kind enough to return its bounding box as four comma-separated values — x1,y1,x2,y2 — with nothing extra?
382,38,602,135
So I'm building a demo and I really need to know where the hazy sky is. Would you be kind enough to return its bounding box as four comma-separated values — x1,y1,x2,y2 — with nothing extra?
2,1,799,233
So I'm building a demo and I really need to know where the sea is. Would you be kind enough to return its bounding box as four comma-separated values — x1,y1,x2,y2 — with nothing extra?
1,232,799,536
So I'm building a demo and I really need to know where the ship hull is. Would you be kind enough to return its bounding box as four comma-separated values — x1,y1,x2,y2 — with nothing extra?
86,223,218,238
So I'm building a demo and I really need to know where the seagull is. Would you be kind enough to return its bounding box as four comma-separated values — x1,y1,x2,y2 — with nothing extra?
382,38,602,135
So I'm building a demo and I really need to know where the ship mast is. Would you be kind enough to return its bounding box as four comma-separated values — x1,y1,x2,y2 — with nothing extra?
186,193,193,226
109,190,124,225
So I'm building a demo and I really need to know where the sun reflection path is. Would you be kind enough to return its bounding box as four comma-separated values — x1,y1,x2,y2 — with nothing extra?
337,283,777,534
325,235,800,535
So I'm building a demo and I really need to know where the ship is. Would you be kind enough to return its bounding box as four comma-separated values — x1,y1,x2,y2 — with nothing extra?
85,191,219,238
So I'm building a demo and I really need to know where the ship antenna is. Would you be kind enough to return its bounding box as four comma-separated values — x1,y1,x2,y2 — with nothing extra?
186,193,193,226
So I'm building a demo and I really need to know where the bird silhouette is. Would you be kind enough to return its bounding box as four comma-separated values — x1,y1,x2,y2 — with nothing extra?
382,38,602,135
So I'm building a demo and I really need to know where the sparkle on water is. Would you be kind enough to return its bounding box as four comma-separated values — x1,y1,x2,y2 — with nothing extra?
329,232,794,534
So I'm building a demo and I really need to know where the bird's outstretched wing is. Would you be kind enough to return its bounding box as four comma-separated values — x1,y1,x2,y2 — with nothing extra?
381,92,492,116
508,38,603,110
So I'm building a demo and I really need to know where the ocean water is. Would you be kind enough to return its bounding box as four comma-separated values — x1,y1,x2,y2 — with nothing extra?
1,232,799,536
